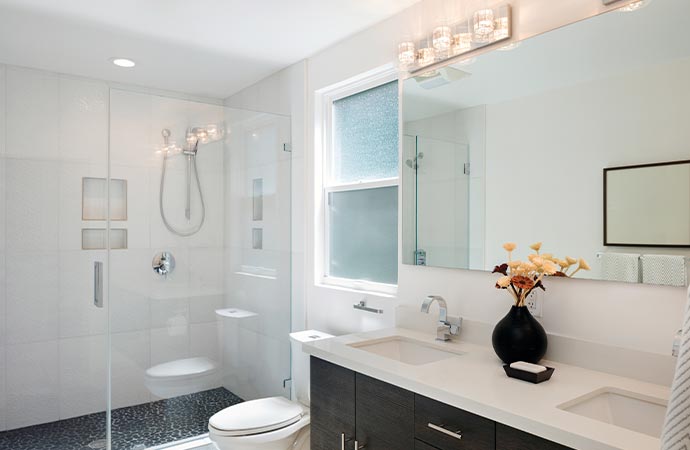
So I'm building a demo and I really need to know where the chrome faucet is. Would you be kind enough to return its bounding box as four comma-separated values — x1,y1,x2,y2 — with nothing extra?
421,295,462,341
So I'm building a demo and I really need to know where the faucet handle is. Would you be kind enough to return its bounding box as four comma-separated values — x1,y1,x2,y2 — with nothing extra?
447,315,463,335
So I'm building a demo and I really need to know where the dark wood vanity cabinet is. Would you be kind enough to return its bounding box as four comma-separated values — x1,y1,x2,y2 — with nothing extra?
310,357,574,450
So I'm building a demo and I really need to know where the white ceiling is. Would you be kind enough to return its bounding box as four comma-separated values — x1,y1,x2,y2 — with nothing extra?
404,0,690,122
0,0,419,99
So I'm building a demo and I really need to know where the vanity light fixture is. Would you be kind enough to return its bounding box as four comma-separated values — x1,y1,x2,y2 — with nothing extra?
110,57,136,68
398,4,512,73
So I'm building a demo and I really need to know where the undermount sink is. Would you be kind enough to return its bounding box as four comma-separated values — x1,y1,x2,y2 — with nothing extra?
558,387,668,438
348,336,464,366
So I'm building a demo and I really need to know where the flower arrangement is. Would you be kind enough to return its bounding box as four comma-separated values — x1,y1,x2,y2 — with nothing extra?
493,242,590,307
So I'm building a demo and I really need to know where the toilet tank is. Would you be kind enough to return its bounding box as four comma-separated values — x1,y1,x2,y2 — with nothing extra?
289,330,333,406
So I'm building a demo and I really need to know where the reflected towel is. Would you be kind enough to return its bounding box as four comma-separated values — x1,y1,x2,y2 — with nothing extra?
661,287,690,450
641,255,687,287
599,252,640,283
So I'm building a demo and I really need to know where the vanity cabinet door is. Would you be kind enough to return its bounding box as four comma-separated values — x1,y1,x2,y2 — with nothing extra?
496,424,574,450
415,395,495,450
355,373,414,449
310,357,356,450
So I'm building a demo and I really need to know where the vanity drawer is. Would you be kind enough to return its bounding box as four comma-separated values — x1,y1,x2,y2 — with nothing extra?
310,357,356,449
496,423,573,450
415,395,495,450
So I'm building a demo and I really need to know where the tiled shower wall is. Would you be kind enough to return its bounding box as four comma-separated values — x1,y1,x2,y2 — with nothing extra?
0,65,225,431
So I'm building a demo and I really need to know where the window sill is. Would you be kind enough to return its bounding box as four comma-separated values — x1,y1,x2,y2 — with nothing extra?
317,277,397,298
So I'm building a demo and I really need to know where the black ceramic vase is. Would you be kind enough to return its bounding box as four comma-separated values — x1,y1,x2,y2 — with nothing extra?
492,305,547,364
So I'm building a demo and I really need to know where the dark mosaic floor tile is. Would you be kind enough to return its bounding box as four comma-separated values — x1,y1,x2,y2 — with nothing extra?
0,388,242,450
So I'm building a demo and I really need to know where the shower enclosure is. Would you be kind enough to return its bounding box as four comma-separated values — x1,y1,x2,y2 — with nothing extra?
0,66,292,450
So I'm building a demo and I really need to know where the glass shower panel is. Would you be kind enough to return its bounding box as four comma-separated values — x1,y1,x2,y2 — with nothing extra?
222,109,292,402
108,90,292,449
415,137,470,269
0,66,109,450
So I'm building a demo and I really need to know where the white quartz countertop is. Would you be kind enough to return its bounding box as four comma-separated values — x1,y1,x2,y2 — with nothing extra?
302,327,670,450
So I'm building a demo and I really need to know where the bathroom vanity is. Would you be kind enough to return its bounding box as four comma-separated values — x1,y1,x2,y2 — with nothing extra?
311,356,570,450
304,328,669,450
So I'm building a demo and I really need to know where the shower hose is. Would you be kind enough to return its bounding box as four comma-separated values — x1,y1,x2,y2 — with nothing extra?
159,151,206,237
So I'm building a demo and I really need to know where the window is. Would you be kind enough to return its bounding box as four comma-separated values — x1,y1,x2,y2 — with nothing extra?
322,80,399,289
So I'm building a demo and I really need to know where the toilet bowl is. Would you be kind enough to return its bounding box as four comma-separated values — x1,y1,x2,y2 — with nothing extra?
144,356,219,399
208,330,332,450
209,397,310,450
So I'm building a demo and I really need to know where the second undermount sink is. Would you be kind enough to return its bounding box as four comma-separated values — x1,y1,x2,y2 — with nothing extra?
558,387,668,438
348,336,465,366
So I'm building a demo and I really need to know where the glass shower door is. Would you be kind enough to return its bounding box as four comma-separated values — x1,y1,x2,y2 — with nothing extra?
107,90,292,449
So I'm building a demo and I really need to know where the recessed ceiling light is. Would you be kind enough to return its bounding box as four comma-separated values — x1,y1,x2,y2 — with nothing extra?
110,58,136,68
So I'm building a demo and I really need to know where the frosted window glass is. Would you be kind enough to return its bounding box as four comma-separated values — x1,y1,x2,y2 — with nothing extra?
328,186,398,284
332,81,399,183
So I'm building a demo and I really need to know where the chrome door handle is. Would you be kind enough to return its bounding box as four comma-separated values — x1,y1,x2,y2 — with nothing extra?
94,261,103,308
428,422,462,440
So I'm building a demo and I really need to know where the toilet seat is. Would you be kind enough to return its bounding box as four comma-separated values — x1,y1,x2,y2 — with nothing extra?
144,357,219,398
209,397,305,437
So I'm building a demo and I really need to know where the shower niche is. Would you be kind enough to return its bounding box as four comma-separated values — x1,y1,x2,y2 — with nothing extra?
81,177,128,249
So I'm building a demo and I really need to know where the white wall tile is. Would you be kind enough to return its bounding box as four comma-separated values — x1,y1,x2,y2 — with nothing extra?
5,251,59,344
149,296,189,330
6,67,59,160
0,65,6,158
190,322,220,362
59,250,107,338
189,294,223,324
110,89,153,168
110,249,151,333
6,340,60,429
5,159,60,251
58,77,108,164
150,326,190,366
111,331,151,409
59,334,107,419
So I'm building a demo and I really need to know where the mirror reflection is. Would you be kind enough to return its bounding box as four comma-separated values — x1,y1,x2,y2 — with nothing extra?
402,0,690,286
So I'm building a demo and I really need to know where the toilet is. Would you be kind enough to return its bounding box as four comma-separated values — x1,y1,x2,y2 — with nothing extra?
144,356,220,399
208,330,333,450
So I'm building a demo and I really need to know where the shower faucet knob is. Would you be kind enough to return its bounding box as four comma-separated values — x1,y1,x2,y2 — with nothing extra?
152,251,175,278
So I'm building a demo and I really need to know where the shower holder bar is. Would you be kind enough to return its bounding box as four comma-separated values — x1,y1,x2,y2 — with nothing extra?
353,299,384,314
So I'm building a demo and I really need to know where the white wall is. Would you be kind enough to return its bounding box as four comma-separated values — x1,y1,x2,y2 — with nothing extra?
225,0,688,387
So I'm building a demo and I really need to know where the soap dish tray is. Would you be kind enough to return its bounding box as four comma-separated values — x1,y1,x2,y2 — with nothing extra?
503,365,555,384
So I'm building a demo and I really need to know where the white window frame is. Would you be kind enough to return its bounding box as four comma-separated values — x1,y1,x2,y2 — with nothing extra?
314,65,400,295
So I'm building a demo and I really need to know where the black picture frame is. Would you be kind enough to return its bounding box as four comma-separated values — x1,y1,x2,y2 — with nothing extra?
603,159,690,248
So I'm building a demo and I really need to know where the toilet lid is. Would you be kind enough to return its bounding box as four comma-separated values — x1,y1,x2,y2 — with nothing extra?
145,357,217,380
209,397,304,436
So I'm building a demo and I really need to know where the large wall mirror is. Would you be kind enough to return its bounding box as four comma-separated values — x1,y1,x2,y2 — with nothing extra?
402,0,690,287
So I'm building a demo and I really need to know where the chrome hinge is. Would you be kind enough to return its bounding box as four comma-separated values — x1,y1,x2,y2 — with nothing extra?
463,163,470,175
283,143,292,152
283,378,292,389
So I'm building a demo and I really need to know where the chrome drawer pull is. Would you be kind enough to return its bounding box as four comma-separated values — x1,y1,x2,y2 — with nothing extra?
354,441,366,449
341,433,352,450
428,422,463,440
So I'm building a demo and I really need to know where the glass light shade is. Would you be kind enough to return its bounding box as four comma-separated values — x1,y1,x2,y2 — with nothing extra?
398,42,416,66
432,26,452,52
417,47,435,67
452,32,473,54
473,8,495,42
493,16,510,41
